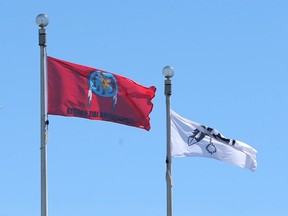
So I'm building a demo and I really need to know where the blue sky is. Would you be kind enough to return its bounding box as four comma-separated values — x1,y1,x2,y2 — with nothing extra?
1,0,288,215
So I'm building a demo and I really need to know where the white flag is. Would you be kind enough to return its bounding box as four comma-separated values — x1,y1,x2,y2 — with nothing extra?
171,109,257,171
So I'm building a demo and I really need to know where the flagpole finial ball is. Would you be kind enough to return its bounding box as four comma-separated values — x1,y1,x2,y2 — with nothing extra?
162,66,174,78
36,14,49,27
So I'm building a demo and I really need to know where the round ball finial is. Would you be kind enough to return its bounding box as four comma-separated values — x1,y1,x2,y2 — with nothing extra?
36,14,49,27
162,66,174,78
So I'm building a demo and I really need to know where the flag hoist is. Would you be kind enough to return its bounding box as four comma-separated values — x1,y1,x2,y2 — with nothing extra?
36,13,49,216
163,66,174,216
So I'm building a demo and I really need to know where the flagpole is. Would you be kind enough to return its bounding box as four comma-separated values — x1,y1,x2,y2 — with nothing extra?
36,13,49,216
163,66,174,216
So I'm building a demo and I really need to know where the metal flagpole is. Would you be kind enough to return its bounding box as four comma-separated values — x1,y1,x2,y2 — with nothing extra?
163,66,174,216
36,13,49,216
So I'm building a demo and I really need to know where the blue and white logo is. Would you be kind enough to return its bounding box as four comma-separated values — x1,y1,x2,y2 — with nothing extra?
188,126,236,155
88,70,118,109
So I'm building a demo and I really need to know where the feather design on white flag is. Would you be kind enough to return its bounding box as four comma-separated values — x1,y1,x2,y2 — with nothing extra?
170,109,257,171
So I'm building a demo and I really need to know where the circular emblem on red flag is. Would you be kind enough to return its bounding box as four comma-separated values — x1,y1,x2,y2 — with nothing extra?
88,70,118,109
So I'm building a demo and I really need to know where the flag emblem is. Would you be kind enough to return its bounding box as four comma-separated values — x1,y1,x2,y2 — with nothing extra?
88,70,118,109
187,128,205,145
188,126,218,154
188,125,236,155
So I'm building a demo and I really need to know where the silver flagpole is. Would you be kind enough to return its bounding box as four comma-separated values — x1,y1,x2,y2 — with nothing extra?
36,13,49,216
163,66,174,216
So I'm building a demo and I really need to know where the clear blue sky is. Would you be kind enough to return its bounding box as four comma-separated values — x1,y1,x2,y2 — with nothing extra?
1,0,287,215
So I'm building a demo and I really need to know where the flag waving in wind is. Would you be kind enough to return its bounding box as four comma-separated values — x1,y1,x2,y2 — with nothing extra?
170,109,257,171
47,56,156,131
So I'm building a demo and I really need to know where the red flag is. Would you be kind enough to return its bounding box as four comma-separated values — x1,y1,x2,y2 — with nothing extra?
47,56,156,131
